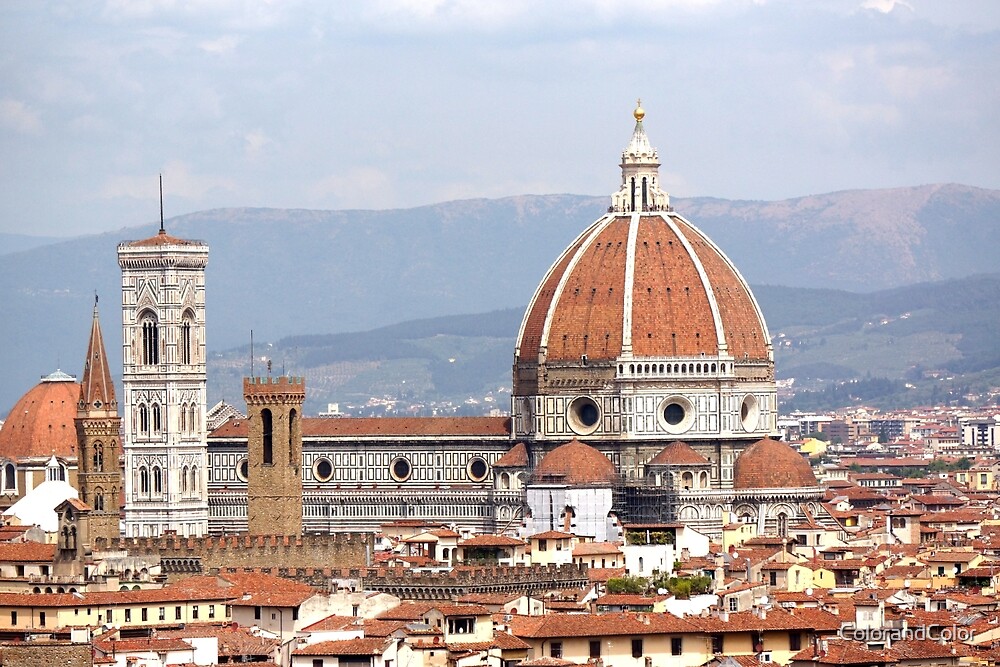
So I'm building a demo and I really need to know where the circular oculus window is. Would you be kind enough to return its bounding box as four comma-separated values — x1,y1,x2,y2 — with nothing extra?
390,456,412,482
313,457,334,482
657,396,695,434
467,457,490,482
740,394,761,432
236,457,249,482
567,396,601,435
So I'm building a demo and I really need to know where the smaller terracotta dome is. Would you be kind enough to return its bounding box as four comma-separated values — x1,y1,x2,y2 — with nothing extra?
533,439,618,486
647,441,709,466
0,371,80,460
733,437,818,490
494,442,529,468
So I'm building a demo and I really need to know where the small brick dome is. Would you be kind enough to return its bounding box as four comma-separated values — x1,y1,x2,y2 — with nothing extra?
733,437,817,490
533,439,618,486
0,371,80,460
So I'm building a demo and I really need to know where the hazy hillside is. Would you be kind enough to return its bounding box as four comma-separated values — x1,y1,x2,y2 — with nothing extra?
2,184,999,413
0,233,62,256
204,274,1000,415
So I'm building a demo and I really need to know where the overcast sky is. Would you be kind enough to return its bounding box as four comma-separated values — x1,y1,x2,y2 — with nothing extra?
2,0,998,237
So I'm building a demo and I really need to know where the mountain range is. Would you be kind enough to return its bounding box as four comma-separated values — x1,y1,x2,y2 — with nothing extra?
1,184,998,414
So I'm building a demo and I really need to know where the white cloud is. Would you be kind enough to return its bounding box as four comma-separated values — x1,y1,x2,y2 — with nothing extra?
244,129,273,157
860,0,913,14
0,99,42,134
199,34,242,55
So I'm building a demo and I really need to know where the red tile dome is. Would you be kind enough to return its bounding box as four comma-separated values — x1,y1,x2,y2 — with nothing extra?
513,107,770,398
733,437,818,490
533,439,618,486
0,371,80,460
515,213,769,368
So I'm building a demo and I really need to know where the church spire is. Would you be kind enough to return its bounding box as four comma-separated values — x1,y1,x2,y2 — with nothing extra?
79,295,117,413
611,100,670,213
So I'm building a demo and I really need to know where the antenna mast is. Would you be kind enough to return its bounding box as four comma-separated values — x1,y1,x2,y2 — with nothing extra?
159,173,164,233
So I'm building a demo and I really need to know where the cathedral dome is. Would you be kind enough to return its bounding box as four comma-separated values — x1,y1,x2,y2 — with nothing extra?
533,439,618,486
0,371,80,460
513,106,771,400
733,437,817,490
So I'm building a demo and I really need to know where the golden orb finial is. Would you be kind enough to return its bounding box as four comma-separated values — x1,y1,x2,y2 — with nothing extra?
634,98,645,121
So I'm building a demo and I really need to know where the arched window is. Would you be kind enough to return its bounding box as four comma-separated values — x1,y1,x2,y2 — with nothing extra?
180,314,193,365
630,176,636,211
140,314,159,365
4,463,15,491
139,467,149,495
94,488,105,511
188,404,197,433
777,512,789,538
93,442,104,470
152,404,161,433
138,405,149,435
681,471,694,489
152,467,162,495
288,408,298,465
181,466,189,494
641,176,648,210
179,404,187,434
262,409,273,465
191,467,199,494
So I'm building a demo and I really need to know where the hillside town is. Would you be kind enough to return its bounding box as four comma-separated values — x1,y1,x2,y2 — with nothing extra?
1,106,999,667
0,407,999,666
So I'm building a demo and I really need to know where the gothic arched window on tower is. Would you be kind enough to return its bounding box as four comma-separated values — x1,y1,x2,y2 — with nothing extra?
181,466,189,495
152,467,162,495
94,488,105,511
152,404,162,433
180,315,193,365
138,404,149,435
179,404,187,434
288,408,298,465
139,467,149,495
93,442,104,469
140,314,160,365
262,409,273,465
3,463,14,492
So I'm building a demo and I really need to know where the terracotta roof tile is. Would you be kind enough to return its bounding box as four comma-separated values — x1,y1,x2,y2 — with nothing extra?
734,438,817,489
294,637,388,656
647,441,709,466
534,439,617,486
0,374,80,459
494,442,530,468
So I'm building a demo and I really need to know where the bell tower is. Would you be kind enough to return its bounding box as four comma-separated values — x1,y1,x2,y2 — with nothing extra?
244,376,305,535
118,225,209,538
75,296,122,542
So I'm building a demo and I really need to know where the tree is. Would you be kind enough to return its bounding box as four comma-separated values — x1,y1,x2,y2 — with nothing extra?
606,575,649,594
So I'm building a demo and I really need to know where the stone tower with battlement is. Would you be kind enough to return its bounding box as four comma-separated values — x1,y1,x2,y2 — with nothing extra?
75,298,123,542
244,376,305,535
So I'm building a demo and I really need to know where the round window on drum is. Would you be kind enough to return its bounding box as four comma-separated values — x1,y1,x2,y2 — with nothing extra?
567,396,601,436
657,395,695,435
390,456,412,482
740,394,761,432
313,457,334,483
236,457,249,483
467,457,490,482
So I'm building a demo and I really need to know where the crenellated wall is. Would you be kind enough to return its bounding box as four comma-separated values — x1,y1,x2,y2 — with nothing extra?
93,533,372,572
